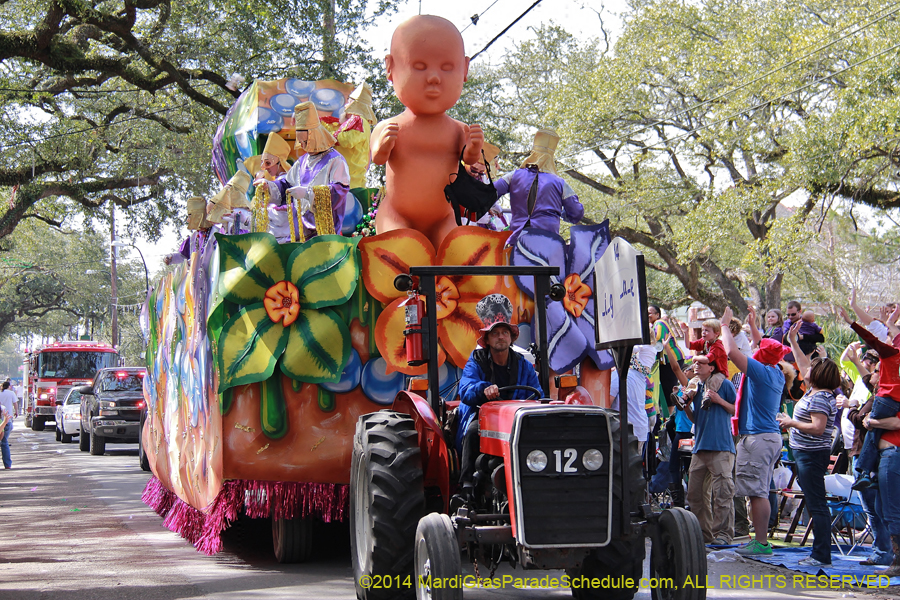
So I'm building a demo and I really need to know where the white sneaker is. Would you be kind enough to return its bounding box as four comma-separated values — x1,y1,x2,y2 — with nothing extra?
798,557,830,567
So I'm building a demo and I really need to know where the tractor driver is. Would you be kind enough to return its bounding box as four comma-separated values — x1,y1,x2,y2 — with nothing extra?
457,294,541,496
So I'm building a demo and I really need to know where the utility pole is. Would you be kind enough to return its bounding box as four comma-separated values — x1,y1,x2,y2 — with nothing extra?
110,203,119,348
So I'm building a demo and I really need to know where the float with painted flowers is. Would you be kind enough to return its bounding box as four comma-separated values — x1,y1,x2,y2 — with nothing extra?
139,79,620,563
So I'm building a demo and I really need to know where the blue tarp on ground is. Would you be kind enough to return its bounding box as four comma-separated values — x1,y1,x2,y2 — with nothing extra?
707,543,899,587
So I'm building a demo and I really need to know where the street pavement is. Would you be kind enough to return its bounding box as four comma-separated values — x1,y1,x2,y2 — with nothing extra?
0,417,895,600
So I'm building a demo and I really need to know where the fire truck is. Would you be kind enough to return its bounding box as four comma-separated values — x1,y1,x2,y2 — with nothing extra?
24,340,118,431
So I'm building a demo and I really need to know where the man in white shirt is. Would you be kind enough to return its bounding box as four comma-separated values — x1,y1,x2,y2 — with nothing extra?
609,367,651,452
0,381,18,469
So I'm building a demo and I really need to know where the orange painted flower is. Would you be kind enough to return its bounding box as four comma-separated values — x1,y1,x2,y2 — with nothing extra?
562,273,591,318
264,280,300,327
360,228,511,375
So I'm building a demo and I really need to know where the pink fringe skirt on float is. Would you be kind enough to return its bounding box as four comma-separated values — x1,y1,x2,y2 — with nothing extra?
141,477,349,555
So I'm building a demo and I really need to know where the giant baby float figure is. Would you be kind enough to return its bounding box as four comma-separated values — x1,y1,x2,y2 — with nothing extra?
371,15,485,250
496,128,584,246
257,101,350,241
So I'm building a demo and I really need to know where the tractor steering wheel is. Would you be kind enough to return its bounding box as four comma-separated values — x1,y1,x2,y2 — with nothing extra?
496,385,543,401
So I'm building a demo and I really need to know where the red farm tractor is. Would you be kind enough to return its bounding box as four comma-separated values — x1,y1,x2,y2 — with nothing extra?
349,264,706,600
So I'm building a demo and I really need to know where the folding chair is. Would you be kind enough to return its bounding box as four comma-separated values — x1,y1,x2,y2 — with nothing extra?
825,478,869,555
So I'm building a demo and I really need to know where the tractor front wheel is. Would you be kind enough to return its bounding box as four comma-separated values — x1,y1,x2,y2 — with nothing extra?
650,507,707,600
414,513,462,600
350,411,425,600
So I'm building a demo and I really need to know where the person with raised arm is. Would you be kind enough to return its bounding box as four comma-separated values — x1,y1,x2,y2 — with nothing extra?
836,304,900,491
720,306,787,557
776,322,841,566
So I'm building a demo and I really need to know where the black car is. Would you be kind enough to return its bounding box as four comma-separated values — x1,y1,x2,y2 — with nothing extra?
78,367,147,456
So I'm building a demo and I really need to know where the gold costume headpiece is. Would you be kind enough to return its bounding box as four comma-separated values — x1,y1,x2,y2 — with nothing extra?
520,128,560,176
344,83,376,126
294,101,336,155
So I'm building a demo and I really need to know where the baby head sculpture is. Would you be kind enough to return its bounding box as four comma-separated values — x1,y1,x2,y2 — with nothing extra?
386,15,470,116
371,15,485,250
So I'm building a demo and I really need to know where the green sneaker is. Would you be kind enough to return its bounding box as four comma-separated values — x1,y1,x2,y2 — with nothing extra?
735,540,773,556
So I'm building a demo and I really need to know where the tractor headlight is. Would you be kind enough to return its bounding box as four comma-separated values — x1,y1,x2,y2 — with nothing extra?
582,449,604,471
526,450,547,472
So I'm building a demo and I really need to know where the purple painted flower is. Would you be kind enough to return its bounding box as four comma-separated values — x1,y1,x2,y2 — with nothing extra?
510,222,615,373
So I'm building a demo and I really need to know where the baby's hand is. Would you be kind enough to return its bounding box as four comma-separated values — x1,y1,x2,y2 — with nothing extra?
463,124,484,164
372,122,399,164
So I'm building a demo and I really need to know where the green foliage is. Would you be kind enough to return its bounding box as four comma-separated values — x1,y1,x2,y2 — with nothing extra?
476,1,900,315
0,219,147,362
0,0,400,242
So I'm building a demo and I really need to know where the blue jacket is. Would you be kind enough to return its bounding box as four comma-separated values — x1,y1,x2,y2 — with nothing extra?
456,348,542,450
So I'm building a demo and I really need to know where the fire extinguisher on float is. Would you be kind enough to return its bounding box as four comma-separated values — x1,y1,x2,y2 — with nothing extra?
400,290,426,366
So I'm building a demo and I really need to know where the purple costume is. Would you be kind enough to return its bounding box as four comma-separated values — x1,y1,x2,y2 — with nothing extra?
268,148,349,240
494,167,584,245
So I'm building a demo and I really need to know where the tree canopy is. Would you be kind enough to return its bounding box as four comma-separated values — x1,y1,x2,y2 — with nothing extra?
484,0,900,314
0,0,398,242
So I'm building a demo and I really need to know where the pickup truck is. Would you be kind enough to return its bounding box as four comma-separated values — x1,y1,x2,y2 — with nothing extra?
78,367,147,456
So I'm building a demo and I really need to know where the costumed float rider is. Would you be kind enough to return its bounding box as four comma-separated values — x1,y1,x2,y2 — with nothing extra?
332,82,377,189
464,142,508,231
165,196,215,265
256,101,350,242
167,169,251,265
245,131,292,191
495,128,583,246
457,294,541,496
206,170,252,235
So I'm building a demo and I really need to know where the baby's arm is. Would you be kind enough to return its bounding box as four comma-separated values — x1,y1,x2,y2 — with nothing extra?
461,123,484,166
371,120,399,165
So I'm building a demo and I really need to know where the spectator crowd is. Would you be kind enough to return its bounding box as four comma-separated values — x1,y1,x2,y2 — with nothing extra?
627,295,900,576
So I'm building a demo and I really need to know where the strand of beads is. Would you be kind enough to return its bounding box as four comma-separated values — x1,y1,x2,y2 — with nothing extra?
252,185,270,233
351,188,383,237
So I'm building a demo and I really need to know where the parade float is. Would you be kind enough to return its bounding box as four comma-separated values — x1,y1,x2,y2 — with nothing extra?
140,71,617,559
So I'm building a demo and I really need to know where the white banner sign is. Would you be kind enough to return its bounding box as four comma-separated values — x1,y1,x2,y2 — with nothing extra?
593,237,649,348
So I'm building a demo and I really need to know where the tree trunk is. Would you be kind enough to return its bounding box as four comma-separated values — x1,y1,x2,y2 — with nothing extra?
764,273,783,314
321,0,337,79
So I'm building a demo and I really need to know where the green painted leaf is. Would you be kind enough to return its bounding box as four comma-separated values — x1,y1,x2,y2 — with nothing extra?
216,233,286,305
288,235,359,309
217,304,289,392
260,371,288,439
280,307,350,383
318,387,335,412
221,387,234,415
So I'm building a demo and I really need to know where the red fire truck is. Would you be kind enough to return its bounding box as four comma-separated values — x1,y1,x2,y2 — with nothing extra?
24,340,118,431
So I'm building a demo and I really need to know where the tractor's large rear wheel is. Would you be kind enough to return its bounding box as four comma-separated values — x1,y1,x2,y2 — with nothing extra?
272,515,314,563
568,417,646,600
350,411,425,600
650,507,707,600
414,513,462,600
